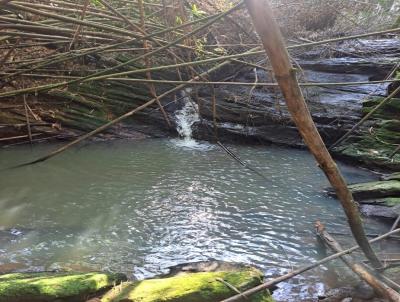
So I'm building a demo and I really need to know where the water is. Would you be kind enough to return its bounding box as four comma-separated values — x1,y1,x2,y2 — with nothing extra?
173,93,204,149
0,140,395,301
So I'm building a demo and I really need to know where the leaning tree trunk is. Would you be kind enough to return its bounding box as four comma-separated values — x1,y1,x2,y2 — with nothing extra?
244,0,382,269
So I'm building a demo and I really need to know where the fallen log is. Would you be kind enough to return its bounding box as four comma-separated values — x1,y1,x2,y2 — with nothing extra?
315,221,400,302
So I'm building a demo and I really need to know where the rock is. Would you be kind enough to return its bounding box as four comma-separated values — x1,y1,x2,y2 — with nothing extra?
384,266,400,284
101,264,274,302
360,204,400,219
382,172,400,181
0,272,127,302
162,260,254,277
319,282,376,302
357,197,400,207
333,97,400,171
344,180,400,200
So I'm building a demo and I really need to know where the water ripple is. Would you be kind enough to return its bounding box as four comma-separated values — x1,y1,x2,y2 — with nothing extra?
0,139,391,301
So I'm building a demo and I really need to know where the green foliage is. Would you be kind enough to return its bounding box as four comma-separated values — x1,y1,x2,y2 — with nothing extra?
90,0,103,7
176,16,183,25
190,3,206,18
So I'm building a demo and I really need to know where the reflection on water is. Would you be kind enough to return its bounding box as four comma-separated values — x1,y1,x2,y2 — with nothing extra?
0,139,393,301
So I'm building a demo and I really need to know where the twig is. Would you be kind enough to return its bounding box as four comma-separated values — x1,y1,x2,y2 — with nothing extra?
390,215,400,232
68,0,90,51
217,141,270,181
8,59,235,167
22,93,32,145
216,278,248,300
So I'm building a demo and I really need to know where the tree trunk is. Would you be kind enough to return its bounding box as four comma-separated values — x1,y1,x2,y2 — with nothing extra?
244,0,382,269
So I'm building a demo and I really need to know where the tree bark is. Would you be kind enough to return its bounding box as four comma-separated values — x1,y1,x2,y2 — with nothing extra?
244,0,382,269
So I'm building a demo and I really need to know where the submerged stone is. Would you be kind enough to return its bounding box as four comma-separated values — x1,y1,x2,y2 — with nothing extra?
360,204,400,219
101,266,274,302
0,272,126,302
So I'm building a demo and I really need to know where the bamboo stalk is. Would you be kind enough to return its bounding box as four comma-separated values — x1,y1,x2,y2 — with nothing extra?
2,72,399,87
244,0,382,268
0,2,245,98
22,93,32,145
212,85,218,140
68,0,90,50
0,39,19,68
3,25,400,98
1,8,225,82
11,58,235,167
4,2,144,39
97,0,173,127
139,0,171,127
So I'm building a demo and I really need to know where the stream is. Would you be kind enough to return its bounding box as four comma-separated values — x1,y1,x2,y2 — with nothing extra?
0,40,400,301
0,137,396,301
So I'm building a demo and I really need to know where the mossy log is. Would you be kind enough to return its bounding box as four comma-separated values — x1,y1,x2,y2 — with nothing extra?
101,268,274,302
0,272,127,302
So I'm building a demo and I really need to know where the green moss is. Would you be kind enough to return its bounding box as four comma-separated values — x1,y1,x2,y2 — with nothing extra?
362,97,400,120
336,94,400,169
102,269,274,302
382,197,400,206
335,140,400,171
0,272,126,302
347,180,400,200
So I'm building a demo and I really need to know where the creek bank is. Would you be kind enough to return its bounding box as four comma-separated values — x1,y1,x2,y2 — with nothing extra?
0,262,275,302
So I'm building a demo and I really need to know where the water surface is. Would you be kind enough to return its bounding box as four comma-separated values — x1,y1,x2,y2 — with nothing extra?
0,139,392,300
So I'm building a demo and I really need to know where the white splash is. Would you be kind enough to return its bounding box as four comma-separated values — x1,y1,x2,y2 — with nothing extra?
175,100,199,140
173,97,202,149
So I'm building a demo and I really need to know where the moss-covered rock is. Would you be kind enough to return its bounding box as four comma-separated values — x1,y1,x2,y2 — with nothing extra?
328,180,400,200
346,180,400,200
101,268,274,302
0,272,126,302
333,96,400,171
357,197,400,207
